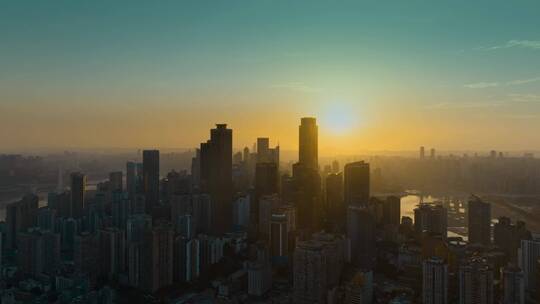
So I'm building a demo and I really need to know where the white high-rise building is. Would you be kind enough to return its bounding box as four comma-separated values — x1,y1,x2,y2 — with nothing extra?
423,257,448,304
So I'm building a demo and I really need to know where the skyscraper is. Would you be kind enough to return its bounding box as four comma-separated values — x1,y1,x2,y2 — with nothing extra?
107,171,122,192
17,229,61,276
254,162,279,223
199,124,233,234
6,194,39,250
494,217,531,262
74,232,98,280
344,161,370,206
501,264,525,304
70,172,86,218
459,257,494,304
518,239,540,296
256,137,279,164
143,150,160,213
423,257,448,304
126,161,138,199
347,205,375,269
326,172,344,230
468,196,491,246
258,194,280,238
257,137,270,163
270,212,289,261
414,203,448,238
383,196,401,226
141,223,174,292
292,162,321,231
293,240,328,304
298,117,318,169
98,227,126,279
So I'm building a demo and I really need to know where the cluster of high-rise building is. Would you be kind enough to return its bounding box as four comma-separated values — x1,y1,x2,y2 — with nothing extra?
0,117,539,303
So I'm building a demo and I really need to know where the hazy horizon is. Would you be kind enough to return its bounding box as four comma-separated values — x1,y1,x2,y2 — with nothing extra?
2,1,540,154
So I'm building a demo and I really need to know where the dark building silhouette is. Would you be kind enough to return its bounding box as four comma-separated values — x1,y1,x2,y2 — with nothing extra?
143,150,160,213
257,137,270,163
17,229,60,276
70,172,86,218
256,137,279,164
468,196,491,246
298,117,318,170
292,118,321,232
141,223,174,292
292,162,321,232
347,205,375,269
254,162,279,224
383,196,401,226
199,124,233,234
414,203,447,238
344,161,370,206
109,171,123,192
494,217,531,262
6,194,39,250
326,172,344,230
126,161,138,199
98,227,126,280
74,232,98,281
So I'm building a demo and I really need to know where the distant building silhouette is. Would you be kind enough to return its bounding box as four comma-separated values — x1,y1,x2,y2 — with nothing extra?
293,118,321,232
109,171,123,192
299,117,318,169
383,196,401,226
468,196,491,246
344,161,370,206
199,124,233,234
414,203,447,239
347,205,375,269
70,172,86,218
326,172,344,230
6,194,39,250
141,223,174,292
143,150,160,213
254,162,279,226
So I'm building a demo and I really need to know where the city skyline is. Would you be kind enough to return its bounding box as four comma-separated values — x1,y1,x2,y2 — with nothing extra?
2,1,540,153
3,2,540,303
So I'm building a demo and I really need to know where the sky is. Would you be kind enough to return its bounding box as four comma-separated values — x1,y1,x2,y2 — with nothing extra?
1,0,540,155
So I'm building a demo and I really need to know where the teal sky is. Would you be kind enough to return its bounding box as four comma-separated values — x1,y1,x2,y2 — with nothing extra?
1,1,540,153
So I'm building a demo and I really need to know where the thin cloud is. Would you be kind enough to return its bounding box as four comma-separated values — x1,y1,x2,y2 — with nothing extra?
424,101,503,109
269,82,323,93
506,77,540,85
502,113,539,119
508,93,540,102
477,39,540,51
465,77,540,89
464,82,499,89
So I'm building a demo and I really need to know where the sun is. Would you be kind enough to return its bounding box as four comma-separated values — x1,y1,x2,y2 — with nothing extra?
319,102,358,135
